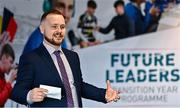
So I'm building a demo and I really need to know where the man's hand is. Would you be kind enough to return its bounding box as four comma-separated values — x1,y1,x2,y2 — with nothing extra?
105,80,120,103
29,88,48,102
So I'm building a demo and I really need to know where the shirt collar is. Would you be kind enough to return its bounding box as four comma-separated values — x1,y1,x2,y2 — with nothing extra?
43,40,63,55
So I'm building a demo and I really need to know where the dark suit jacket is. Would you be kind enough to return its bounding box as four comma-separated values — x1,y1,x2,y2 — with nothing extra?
11,44,106,107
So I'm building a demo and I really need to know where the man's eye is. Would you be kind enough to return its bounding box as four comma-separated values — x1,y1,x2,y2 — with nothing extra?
60,25,65,29
52,26,58,29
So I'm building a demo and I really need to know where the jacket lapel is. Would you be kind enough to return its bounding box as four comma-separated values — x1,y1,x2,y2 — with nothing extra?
36,44,63,86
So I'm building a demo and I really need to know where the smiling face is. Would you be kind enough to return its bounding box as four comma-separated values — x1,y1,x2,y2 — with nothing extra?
40,13,66,47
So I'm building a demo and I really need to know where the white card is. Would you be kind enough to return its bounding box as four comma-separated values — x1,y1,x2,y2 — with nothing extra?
40,84,61,100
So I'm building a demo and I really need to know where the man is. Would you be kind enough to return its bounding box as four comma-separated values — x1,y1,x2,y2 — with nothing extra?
77,0,100,47
11,9,120,107
96,0,134,40
125,0,160,35
0,43,17,107
23,0,79,54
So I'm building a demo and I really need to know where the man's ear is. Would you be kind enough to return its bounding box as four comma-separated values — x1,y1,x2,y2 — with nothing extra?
39,23,44,34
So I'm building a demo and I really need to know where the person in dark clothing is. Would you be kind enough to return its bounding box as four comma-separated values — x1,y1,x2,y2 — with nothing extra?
11,9,120,107
96,0,134,40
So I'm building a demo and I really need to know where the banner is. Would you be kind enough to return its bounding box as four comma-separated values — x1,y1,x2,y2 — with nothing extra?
77,27,180,108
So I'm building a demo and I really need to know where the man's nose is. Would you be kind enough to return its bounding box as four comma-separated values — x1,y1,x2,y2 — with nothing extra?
55,31,62,36
56,26,63,32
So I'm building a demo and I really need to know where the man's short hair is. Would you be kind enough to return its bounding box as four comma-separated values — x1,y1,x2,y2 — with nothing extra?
114,0,125,8
87,0,97,9
0,43,15,61
40,9,64,22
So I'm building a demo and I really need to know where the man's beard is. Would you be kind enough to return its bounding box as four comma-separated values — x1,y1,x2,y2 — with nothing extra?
44,32,64,46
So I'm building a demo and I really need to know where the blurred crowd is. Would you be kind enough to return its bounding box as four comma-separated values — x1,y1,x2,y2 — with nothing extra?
23,0,180,53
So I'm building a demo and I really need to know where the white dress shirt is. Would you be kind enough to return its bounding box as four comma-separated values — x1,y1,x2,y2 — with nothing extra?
27,41,79,107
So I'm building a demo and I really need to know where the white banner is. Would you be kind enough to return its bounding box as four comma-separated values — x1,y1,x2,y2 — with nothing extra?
77,27,180,108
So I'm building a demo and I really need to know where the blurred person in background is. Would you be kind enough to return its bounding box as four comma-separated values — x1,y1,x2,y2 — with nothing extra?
77,0,100,48
125,0,160,35
23,0,81,54
0,43,17,107
144,0,162,32
96,0,134,40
